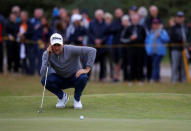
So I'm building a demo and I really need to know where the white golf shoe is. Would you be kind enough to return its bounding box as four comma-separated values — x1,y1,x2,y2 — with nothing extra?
56,93,69,108
74,98,82,109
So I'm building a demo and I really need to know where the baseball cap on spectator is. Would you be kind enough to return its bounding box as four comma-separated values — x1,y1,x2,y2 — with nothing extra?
52,7,59,17
152,18,161,24
50,33,63,46
82,9,88,15
129,6,137,11
71,14,82,23
176,11,184,17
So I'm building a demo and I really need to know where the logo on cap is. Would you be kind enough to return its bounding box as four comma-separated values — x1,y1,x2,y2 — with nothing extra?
52,37,62,40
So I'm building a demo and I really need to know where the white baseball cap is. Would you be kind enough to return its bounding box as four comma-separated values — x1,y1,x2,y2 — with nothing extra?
50,33,63,46
71,14,82,23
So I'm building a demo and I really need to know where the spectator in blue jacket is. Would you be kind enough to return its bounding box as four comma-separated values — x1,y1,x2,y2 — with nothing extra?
145,19,169,82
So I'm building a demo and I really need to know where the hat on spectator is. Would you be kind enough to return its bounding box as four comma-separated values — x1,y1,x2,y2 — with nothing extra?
152,18,161,24
50,33,63,46
176,11,184,17
129,6,137,11
71,14,82,23
82,9,88,15
53,7,59,17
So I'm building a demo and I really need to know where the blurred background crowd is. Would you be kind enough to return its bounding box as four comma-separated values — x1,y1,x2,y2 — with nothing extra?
0,4,191,84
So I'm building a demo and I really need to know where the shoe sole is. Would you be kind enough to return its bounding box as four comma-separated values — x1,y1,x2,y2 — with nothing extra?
74,107,82,109
56,96,69,108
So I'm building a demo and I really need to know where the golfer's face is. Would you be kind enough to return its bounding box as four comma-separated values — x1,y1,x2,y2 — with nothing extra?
52,44,63,55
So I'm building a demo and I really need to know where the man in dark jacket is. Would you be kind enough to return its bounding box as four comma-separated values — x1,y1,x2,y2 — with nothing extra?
125,14,146,82
110,8,124,82
88,9,107,81
30,8,44,75
37,16,52,75
18,11,35,74
168,11,187,83
5,13,19,73
120,15,130,81
145,5,162,32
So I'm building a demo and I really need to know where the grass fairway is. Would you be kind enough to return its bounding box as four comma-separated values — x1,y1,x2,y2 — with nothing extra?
0,75,191,131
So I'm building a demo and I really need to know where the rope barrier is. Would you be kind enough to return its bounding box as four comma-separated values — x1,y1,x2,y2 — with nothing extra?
1,36,191,48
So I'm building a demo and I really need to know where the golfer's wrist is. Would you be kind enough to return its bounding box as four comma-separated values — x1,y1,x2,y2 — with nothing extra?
84,66,91,74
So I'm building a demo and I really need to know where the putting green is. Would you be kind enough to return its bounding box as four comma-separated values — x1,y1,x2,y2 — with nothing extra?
0,75,191,130
0,93,191,131
0,118,191,131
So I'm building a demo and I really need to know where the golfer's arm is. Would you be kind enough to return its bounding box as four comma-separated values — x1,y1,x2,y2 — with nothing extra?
81,47,97,69
71,46,97,69
40,51,49,77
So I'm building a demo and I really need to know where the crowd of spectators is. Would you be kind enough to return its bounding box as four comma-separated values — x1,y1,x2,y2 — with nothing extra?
0,5,190,83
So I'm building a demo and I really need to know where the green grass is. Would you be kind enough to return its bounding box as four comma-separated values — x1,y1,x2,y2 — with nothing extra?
0,75,191,131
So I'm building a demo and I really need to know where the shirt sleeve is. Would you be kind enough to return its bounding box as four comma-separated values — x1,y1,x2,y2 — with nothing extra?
40,51,49,77
69,45,97,68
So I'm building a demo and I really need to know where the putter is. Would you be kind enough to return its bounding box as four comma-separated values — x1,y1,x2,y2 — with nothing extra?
37,65,49,113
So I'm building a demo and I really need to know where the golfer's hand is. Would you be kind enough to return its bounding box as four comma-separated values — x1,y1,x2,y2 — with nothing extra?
76,67,90,78
47,45,52,55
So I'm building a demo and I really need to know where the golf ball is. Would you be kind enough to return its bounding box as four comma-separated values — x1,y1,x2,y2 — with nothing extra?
80,115,84,120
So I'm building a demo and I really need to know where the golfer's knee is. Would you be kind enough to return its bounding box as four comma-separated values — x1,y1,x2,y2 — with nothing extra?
41,76,53,87
78,74,88,84
41,77,46,85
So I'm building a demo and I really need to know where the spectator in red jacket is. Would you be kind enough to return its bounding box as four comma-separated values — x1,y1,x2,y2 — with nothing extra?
0,12,5,73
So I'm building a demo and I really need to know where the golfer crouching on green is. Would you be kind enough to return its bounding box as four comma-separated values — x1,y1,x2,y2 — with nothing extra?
40,33,96,109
